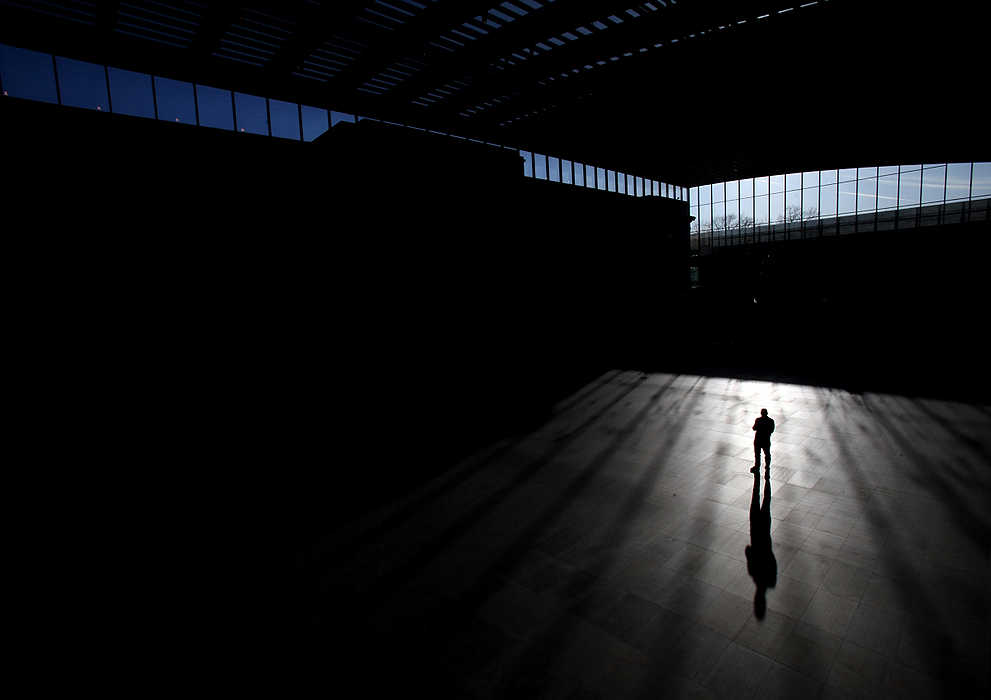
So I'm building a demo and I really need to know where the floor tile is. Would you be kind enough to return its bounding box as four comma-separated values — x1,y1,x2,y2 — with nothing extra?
801,587,859,637
307,372,991,699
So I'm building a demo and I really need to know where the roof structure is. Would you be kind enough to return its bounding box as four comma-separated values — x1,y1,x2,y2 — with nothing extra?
0,0,986,185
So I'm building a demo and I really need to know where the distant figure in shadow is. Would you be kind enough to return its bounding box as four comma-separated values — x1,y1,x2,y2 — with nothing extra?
745,473,776,619
752,408,774,475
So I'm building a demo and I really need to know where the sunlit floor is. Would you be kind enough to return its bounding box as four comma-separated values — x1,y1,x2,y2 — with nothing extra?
307,371,990,699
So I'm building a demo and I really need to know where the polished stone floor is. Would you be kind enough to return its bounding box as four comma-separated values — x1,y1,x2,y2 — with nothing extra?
309,370,990,699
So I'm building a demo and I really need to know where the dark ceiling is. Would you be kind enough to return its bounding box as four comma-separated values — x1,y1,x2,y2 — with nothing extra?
1,0,987,185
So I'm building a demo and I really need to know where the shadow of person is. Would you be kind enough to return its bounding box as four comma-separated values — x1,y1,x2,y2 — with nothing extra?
744,473,777,619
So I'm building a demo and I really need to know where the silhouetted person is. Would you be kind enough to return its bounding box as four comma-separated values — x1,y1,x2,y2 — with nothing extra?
752,408,774,474
745,473,776,619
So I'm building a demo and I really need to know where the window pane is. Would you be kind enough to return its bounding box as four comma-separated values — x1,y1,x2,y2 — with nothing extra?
802,171,819,189
652,180,659,196
699,184,711,205
770,174,784,193
786,172,802,191
820,169,837,186
521,151,533,177
235,92,268,134
803,187,819,219
617,173,626,194
922,164,946,203
637,177,644,197
786,188,802,220
108,67,154,118
725,197,739,229
690,187,699,206
858,176,877,212
55,57,108,111
839,168,857,185
740,197,754,227
839,176,857,214
606,170,616,192
711,182,725,203
858,166,877,181
562,159,572,184
628,174,636,195
585,164,595,187
699,204,711,231
877,174,898,210
740,178,753,198
945,162,971,201
330,111,355,127
270,99,299,139
534,153,547,179
712,201,725,231
0,44,58,103
878,165,898,177
725,180,739,201
755,195,769,225
972,162,991,199
770,192,785,222
755,176,769,197
898,167,922,207
196,84,233,130
820,184,837,217
574,162,584,186
690,206,700,234
548,156,560,182
155,77,195,123
596,167,606,191
301,105,328,141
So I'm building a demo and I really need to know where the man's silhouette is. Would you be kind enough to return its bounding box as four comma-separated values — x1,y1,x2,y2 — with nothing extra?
752,408,774,474
745,473,776,619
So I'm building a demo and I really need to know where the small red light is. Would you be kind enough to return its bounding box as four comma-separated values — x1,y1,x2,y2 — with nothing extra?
2,91,7,96
97,106,102,111
240,128,245,132
176,117,180,122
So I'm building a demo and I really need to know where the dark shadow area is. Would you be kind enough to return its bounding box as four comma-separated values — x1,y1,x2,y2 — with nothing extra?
2,97,690,690
744,474,776,620
630,217,991,404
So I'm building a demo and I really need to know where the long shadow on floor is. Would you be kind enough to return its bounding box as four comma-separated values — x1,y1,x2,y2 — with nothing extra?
745,472,776,620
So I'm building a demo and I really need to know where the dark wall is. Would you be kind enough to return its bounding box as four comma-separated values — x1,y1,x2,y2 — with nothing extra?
673,223,991,400
3,97,690,531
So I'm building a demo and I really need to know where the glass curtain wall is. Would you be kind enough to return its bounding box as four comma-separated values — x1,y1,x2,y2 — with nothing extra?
3,43,693,203
689,162,991,249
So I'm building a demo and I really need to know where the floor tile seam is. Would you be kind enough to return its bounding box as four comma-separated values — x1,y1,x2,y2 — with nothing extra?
765,637,843,685
797,595,859,640
834,627,900,665
692,540,748,565
715,637,826,694
698,649,778,700
731,609,802,645
773,577,823,618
